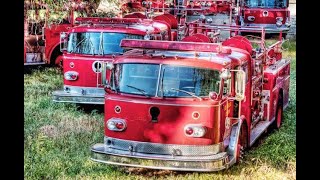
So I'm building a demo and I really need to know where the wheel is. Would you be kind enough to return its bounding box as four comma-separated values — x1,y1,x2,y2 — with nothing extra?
282,33,287,39
54,55,63,70
236,123,248,163
271,94,283,130
274,100,283,129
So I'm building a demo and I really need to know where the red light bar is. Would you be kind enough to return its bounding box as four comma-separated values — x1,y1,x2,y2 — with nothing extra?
75,17,148,24
120,39,225,53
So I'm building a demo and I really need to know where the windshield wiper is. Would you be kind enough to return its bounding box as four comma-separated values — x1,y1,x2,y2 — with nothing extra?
71,37,87,53
171,88,202,101
126,85,150,98
71,36,95,54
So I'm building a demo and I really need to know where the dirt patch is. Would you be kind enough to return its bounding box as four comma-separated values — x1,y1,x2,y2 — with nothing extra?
57,118,101,136
39,125,58,138
120,167,178,177
39,117,101,138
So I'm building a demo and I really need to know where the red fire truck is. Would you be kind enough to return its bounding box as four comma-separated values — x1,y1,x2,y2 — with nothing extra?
120,0,169,16
52,14,178,104
90,25,290,171
237,0,291,37
24,1,92,66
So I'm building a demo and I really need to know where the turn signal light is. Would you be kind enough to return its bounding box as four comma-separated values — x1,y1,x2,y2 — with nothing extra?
106,118,126,131
184,124,206,137
64,71,78,81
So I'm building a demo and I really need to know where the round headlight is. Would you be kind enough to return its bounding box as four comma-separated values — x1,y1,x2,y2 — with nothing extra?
206,18,213,23
276,21,282,27
199,14,206,20
144,34,151,40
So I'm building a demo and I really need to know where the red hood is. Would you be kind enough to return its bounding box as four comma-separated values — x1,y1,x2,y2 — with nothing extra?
104,94,223,145
63,53,113,87
243,7,290,24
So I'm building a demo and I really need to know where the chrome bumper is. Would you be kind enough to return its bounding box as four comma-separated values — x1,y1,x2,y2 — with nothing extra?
91,142,231,172
52,86,105,104
244,23,290,33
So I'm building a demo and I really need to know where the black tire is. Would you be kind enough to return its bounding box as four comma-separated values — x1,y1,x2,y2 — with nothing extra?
271,94,283,130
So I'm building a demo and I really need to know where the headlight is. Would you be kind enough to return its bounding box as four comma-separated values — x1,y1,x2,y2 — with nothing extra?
276,20,282,27
247,16,255,21
206,18,213,23
199,14,206,20
64,71,78,81
184,124,206,137
106,118,127,131
144,34,151,40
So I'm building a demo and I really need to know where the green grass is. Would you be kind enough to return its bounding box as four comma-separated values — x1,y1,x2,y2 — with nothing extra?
24,40,296,179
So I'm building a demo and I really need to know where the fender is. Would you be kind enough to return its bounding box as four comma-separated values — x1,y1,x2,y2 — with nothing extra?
46,41,62,64
226,118,243,167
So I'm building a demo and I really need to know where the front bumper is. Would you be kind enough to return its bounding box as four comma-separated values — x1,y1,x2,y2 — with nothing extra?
52,86,104,104
244,23,290,33
91,138,232,172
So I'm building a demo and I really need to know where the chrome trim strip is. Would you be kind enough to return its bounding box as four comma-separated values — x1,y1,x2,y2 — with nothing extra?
24,62,46,65
63,85,105,95
106,97,228,107
103,136,224,156
52,89,104,104
243,23,290,32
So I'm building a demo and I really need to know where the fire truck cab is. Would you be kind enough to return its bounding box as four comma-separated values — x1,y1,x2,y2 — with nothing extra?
90,25,290,171
237,0,291,36
24,1,93,66
52,15,178,104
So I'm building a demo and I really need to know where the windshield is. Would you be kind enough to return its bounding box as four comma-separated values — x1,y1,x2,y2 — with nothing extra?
244,0,288,8
112,63,160,97
67,32,143,55
160,65,220,97
111,63,221,98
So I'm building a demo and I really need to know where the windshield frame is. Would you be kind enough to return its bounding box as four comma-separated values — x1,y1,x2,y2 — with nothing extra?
110,63,224,99
66,32,143,55
243,0,288,8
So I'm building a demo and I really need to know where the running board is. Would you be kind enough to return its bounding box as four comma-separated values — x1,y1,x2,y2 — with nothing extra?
249,120,274,146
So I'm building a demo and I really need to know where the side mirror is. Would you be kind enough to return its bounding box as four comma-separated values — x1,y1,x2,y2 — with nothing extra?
60,32,68,52
106,62,114,70
101,63,113,87
233,70,246,101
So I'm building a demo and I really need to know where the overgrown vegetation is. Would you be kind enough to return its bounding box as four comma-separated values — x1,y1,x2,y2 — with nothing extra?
24,40,296,179
25,0,119,24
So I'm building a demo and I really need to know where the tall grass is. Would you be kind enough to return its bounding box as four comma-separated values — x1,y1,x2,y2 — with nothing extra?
24,40,296,179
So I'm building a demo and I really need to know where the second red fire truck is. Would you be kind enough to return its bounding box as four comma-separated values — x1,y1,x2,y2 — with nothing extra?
52,14,178,104
237,0,291,37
